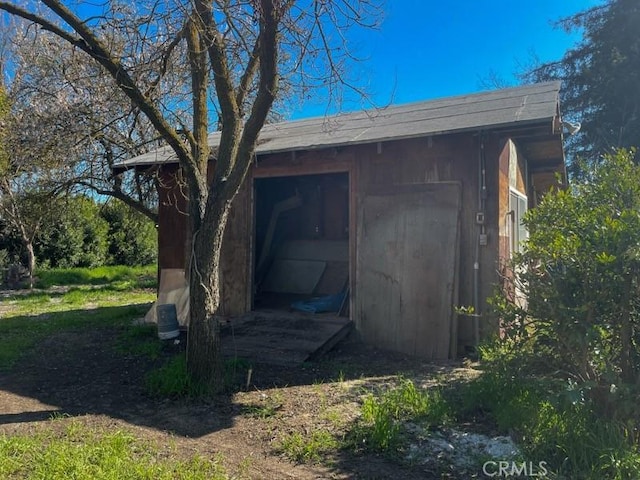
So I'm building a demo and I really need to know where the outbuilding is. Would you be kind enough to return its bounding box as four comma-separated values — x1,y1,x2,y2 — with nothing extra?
117,81,566,359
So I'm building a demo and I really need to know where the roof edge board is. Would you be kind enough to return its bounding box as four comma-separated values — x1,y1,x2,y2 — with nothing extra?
114,81,562,169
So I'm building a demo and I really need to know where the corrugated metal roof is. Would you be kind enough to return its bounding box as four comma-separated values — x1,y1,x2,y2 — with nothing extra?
117,81,561,169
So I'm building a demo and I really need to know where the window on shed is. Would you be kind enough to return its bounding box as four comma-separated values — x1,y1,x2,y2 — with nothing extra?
509,189,528,256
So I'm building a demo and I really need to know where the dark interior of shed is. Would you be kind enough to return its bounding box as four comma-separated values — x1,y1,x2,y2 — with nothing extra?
253,172,350,315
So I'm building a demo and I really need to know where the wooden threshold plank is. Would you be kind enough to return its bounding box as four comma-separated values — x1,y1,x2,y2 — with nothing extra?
306,321,353,361
220,312,353,365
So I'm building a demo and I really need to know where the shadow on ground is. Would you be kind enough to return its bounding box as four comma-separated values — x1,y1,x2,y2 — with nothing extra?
0,304,474,479
0,305,236,437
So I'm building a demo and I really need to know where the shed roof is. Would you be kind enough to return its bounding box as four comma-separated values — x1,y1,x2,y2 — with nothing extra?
116,81,562,170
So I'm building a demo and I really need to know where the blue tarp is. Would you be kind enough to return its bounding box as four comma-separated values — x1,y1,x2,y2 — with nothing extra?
291,292,346,314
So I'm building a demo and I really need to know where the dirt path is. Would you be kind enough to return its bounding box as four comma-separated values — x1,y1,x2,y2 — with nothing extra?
0,325,478,479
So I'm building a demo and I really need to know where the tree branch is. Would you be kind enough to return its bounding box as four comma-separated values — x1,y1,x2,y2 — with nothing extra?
0,2,89,53
186,13,210,177
227,0,281,194
236,39,261,112
76,180,159,223
0,0,200,194
200,0,241,182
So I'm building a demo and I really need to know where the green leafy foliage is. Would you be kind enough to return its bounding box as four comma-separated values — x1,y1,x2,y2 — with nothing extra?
483,149,640,477
524,0,640,171
493,150,640,400
35,195,109,269
2,193,158,273
455,361,640,479
101,200,157,266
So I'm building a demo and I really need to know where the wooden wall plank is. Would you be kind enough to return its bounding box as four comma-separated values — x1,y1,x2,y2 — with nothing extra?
356,183,461,359
157,165,189,271
219,179,250,316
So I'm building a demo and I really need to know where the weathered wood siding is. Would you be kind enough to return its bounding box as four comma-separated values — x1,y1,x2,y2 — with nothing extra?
157,165,189,271
497,139,529,271
219,179,251,316
156,131,513,356
356,183,461,358
352,134,495,355
156,164,253,317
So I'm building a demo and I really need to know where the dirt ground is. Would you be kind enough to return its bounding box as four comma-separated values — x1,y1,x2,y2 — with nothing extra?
0,322,479,479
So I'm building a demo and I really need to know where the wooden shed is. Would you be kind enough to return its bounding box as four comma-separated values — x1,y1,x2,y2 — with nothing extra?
117,81,566,359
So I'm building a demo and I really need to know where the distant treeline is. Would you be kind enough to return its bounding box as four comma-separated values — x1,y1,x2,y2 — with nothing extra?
0,196,157,270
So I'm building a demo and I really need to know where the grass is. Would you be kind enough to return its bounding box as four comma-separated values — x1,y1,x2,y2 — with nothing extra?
0,265,236,478
350,379,450,453
452,363,640,479
34,264,157,289
144,354,211,398
0,266,156,370
1,286,154,319
278,430,339,464
6,265,638,478
276,378,452,465
0,300,153,370
274,371,638,475
242,391,284,419
145,354,255,398
0,419,229,479
116,324,163,360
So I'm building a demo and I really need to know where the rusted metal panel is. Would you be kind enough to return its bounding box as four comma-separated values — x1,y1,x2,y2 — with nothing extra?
355,182,462,359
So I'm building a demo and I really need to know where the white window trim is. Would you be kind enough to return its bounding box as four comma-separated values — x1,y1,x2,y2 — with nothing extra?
509,188,528,257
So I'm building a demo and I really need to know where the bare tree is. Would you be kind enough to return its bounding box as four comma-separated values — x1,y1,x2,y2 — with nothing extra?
0,181,50,288
0,0,382,390
4,22,167,221
0,72,74,287
0,24,158,283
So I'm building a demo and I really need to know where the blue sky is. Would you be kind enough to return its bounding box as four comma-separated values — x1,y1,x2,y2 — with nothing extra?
290,0,604,118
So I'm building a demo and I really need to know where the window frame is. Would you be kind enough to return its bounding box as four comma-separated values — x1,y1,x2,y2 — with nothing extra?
509,188,528,257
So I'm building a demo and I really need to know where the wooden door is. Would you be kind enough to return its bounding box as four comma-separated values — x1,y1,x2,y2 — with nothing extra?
356,182,461,359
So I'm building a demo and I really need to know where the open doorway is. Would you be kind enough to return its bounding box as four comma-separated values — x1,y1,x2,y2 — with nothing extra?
253,172,350,316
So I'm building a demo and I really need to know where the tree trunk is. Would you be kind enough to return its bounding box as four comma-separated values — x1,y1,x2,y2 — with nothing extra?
24,240,36,289
186,198,231,393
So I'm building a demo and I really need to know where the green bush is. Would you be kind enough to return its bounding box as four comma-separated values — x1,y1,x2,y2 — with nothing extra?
491,149,640,417
35,195,109,268
2,195,157,272
101,200,157,266
477,149,640,478
455,363,640,479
